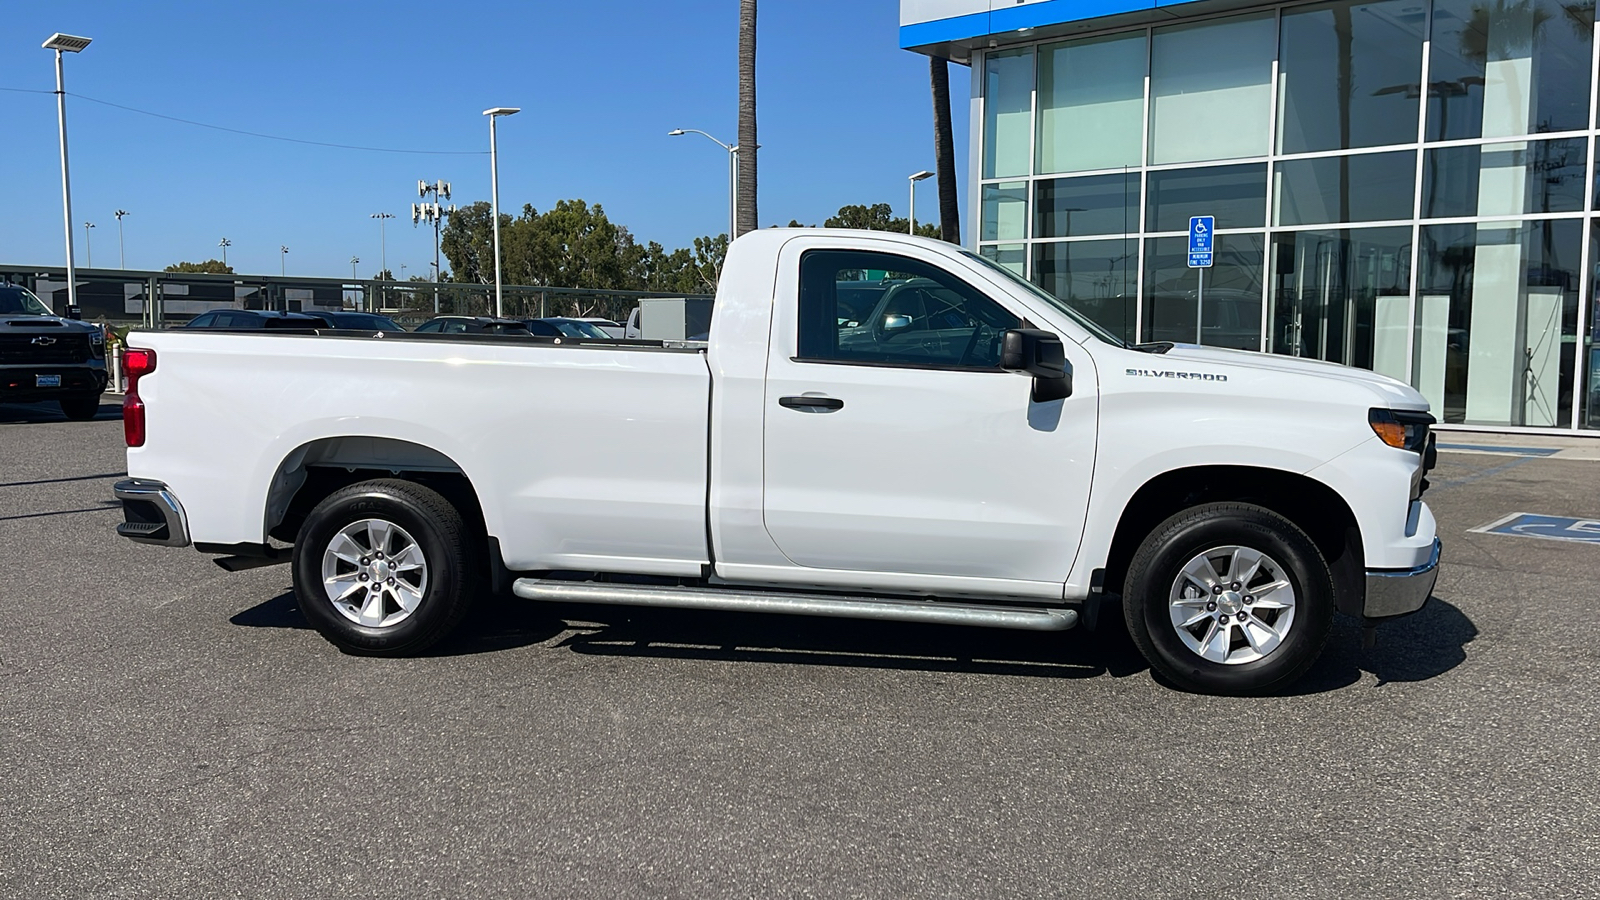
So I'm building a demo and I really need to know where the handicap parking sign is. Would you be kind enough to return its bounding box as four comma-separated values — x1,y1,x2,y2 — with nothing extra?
1188,216,1214,268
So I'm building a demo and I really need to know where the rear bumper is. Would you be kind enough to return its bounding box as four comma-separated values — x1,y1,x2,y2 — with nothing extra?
1363,537,1441,619
113,479,191,547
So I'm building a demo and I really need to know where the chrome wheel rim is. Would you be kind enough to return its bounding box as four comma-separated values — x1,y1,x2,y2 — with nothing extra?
1168,545,1297,665
320,518,428,628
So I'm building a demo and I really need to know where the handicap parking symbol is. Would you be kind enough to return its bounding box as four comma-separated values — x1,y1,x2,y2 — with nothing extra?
1471,512,1600,545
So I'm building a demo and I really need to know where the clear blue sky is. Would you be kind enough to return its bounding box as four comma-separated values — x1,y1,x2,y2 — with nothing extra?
0,0,969,280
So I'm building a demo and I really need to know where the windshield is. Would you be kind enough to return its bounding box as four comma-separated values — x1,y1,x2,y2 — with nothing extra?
553,320,610,338
0,286,54,317
961,251,1127,348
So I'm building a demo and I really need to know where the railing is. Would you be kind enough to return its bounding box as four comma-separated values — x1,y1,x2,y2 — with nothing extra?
0,264,710,330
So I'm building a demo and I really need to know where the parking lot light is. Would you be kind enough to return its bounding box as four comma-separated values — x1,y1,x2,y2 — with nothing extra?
44,32,92,315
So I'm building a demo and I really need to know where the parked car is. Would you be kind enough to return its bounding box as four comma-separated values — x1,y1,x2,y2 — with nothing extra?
414,316,530,335
0,283,107,420
575,317,625,338
184,310,333,329
113,229,1440,696
320,311,406,332
522,318,613,339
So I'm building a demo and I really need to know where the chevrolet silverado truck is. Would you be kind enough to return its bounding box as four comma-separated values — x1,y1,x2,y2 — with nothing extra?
1,283,108,419
111,230,1440,694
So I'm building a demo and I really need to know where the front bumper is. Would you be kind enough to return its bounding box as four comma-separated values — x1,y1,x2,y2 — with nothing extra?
0,364,107,400
113,479,191,547
1363,537,1441,618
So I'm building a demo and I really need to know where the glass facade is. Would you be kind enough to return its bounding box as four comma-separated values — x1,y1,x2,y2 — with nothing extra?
976,0,1600,431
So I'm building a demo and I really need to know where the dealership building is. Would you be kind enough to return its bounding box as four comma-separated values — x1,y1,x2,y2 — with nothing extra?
902,0,1600,432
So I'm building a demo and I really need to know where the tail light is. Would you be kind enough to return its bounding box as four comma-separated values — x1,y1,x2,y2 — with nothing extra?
123,348,156,448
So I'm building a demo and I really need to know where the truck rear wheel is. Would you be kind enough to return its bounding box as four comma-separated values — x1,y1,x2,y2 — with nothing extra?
1122,502,1333,695
292,478,479,655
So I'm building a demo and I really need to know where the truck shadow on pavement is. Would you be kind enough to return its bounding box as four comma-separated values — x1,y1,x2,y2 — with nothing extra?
231,590,1476,689
0,400,123,424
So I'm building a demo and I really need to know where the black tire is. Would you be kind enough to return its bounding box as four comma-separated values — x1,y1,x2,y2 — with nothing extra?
1122,502,1333,695
292,478,480,655
59,393,102,421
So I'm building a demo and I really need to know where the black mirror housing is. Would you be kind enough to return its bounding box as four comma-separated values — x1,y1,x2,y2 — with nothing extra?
1002,328,1072,402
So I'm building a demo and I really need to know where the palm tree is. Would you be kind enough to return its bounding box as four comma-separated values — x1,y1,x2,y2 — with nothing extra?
737,0,758,237
930,57,961,244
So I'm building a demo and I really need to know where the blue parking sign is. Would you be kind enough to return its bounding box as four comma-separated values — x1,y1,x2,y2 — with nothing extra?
1188,216,1214,268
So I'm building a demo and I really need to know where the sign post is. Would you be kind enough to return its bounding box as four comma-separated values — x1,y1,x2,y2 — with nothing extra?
1188,215,1214,345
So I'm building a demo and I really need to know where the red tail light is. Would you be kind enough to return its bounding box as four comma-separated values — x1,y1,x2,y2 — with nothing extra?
123,348,156,448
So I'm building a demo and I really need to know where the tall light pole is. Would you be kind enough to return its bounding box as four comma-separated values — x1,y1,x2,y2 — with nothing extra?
371,212,394,311
483,107,520,318
370,212,394,278
350,256,360,280
114,210,128,269
83,222,95,268
908,170,934,235
218,237,231,269
669,128,737,240
44,33,92,315
279,245,288,276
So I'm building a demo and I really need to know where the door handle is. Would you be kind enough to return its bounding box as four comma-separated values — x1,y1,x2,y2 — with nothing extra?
779,395,844,412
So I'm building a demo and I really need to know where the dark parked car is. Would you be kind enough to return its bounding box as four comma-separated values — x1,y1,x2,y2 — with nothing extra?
522,317,613,338
0,283,107,420
320,311,406,332
413,316,531,335
185,310,333,329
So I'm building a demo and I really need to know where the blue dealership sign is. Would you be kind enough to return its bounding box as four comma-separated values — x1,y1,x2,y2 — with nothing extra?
1472,512,1600,544
1188,216,1214,268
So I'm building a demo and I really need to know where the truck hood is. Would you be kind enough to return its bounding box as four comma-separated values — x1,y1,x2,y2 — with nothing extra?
1150,343,1431,413
0,315,99,334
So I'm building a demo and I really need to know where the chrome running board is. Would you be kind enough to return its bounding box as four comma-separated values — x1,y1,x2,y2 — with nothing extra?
511,579,1078,631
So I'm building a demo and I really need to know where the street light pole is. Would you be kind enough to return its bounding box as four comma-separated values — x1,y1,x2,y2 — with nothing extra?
371,212,394,310
908,170,934,235
218,237,231,269
83,222,95,268
114,209,128,269
44,33,92,316
670,128,738,239
370,212,394,277
279,245,288,277
483,107,520,319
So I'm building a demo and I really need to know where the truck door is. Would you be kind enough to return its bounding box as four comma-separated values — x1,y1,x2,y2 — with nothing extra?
759,241,1097,594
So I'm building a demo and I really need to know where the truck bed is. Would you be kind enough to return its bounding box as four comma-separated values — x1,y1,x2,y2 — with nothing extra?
126,328,714,575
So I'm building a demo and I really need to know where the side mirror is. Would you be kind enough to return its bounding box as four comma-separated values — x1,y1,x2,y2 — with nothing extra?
882,314,913,332
1002,328,1072,402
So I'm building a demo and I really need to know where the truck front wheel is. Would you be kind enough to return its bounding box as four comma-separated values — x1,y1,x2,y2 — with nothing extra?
1122,503,1333,695
292,478,479,655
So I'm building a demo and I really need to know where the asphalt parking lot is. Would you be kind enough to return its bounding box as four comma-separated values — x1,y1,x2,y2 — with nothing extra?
2,399,1597,899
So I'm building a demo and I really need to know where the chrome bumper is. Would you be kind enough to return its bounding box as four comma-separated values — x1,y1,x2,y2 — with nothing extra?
113,479,191,548
1364,538,1441,619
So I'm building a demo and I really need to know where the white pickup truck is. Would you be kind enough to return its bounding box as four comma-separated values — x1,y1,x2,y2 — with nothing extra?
113,229,1440,694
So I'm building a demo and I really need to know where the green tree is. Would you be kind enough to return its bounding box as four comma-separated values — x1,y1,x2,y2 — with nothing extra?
164,259,234,274
825,203,940,238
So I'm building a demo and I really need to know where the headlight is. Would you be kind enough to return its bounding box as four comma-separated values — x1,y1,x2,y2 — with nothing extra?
1369,408,1434,453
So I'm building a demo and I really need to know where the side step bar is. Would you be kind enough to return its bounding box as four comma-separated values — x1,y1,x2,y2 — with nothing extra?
511,579,1078,632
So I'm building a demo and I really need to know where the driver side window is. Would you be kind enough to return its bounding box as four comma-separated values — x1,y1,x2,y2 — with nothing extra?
797,249,1020,369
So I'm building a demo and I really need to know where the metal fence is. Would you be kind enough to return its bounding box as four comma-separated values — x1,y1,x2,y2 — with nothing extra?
0,264,710,330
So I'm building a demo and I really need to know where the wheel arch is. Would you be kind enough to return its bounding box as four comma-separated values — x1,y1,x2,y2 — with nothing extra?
1103,465,1365,617
264,436,488,548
